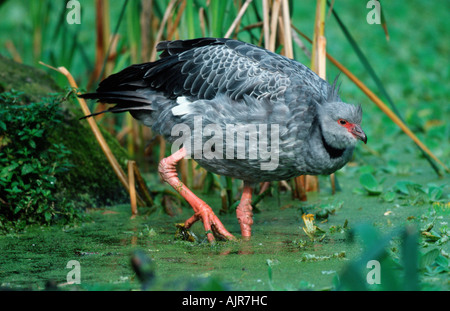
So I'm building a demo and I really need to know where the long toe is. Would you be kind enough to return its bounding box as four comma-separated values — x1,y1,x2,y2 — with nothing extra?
198,206,235,242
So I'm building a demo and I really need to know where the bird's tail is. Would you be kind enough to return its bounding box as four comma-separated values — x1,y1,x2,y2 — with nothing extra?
78,91,154,119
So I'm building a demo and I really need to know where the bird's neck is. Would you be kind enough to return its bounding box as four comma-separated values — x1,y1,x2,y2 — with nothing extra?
317,124,346,159
321,132,345,159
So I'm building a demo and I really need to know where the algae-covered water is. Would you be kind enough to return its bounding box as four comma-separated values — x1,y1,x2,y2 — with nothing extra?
1,157,448,290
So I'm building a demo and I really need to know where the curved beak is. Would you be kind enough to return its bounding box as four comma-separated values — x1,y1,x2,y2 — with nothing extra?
351,124,367,144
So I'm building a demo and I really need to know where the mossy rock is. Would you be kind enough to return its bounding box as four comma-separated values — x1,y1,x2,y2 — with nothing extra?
0,54,60,104
51,113,130,208
0,54,129,208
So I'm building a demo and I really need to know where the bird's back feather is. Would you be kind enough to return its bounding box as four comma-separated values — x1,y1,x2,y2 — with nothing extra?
81,38,332,106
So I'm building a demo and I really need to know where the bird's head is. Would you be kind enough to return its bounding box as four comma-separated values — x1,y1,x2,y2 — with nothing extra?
317,101,367,150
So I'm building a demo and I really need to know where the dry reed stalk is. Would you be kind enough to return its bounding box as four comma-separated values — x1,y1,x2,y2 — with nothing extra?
199,7,206,37
292,177,303,200
311,0,326,74
277,16,286,55
317,35,327,78
258,182,270,195
281,0,293,59
87,0,106,89
32,24,42,63
240,21,263,32
257,25,265,46
126,114,135,156
269,0,282,52
330,173,336,195
262,0,270,49
5,40,22,63
298,175,307,201
292,176,307,201
180,158,188,185
107,34,120,62
317,32,333,191
224,0,253,38
132,161,154,207
150,0,179,61
167,0,187,40
128,160,138,217
167,6,174,36
194,167,208,190
303,0,327,193
102,0,113,75
220,188,228,214
158,135,166,163
140,0,153,61
116,126,131,142
280,180,291,192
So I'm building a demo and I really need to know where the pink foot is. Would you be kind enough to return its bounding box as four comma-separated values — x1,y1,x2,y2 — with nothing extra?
158,148,235,243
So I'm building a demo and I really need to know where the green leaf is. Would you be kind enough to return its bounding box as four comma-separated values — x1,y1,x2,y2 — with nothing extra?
428,187,443,202
1,162,20,177
358,165,375,174
383,191,396,202
395,181,421,195
352,187,366,195
0,120,6,131
44,211,52,222
434,256,449,271
420,248,440,269
14,205,22,214
21,164,35,176
359,173,383,195
6,185,22,194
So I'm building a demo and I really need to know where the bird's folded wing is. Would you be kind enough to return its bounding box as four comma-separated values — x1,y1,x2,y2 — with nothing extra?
90,38,327,105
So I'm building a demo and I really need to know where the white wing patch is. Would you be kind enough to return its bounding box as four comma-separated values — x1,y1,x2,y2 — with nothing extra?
172,96,193,116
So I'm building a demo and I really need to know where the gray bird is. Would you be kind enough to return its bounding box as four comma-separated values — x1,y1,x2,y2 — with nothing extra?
81,38,367,242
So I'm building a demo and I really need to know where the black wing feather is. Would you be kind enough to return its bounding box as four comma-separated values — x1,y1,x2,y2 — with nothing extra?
80,37,332,110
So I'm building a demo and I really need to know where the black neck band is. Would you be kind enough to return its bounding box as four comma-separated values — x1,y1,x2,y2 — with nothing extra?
320,130,345,159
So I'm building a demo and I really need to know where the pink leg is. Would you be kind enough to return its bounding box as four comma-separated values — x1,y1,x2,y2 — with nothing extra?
236,184,254,240
158,147,235,243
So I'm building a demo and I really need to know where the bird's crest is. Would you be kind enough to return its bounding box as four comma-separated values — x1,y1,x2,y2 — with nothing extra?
327,74,342,103
354,103,363,124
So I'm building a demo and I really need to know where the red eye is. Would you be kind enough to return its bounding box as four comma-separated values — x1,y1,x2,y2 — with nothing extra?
338,119,347,126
